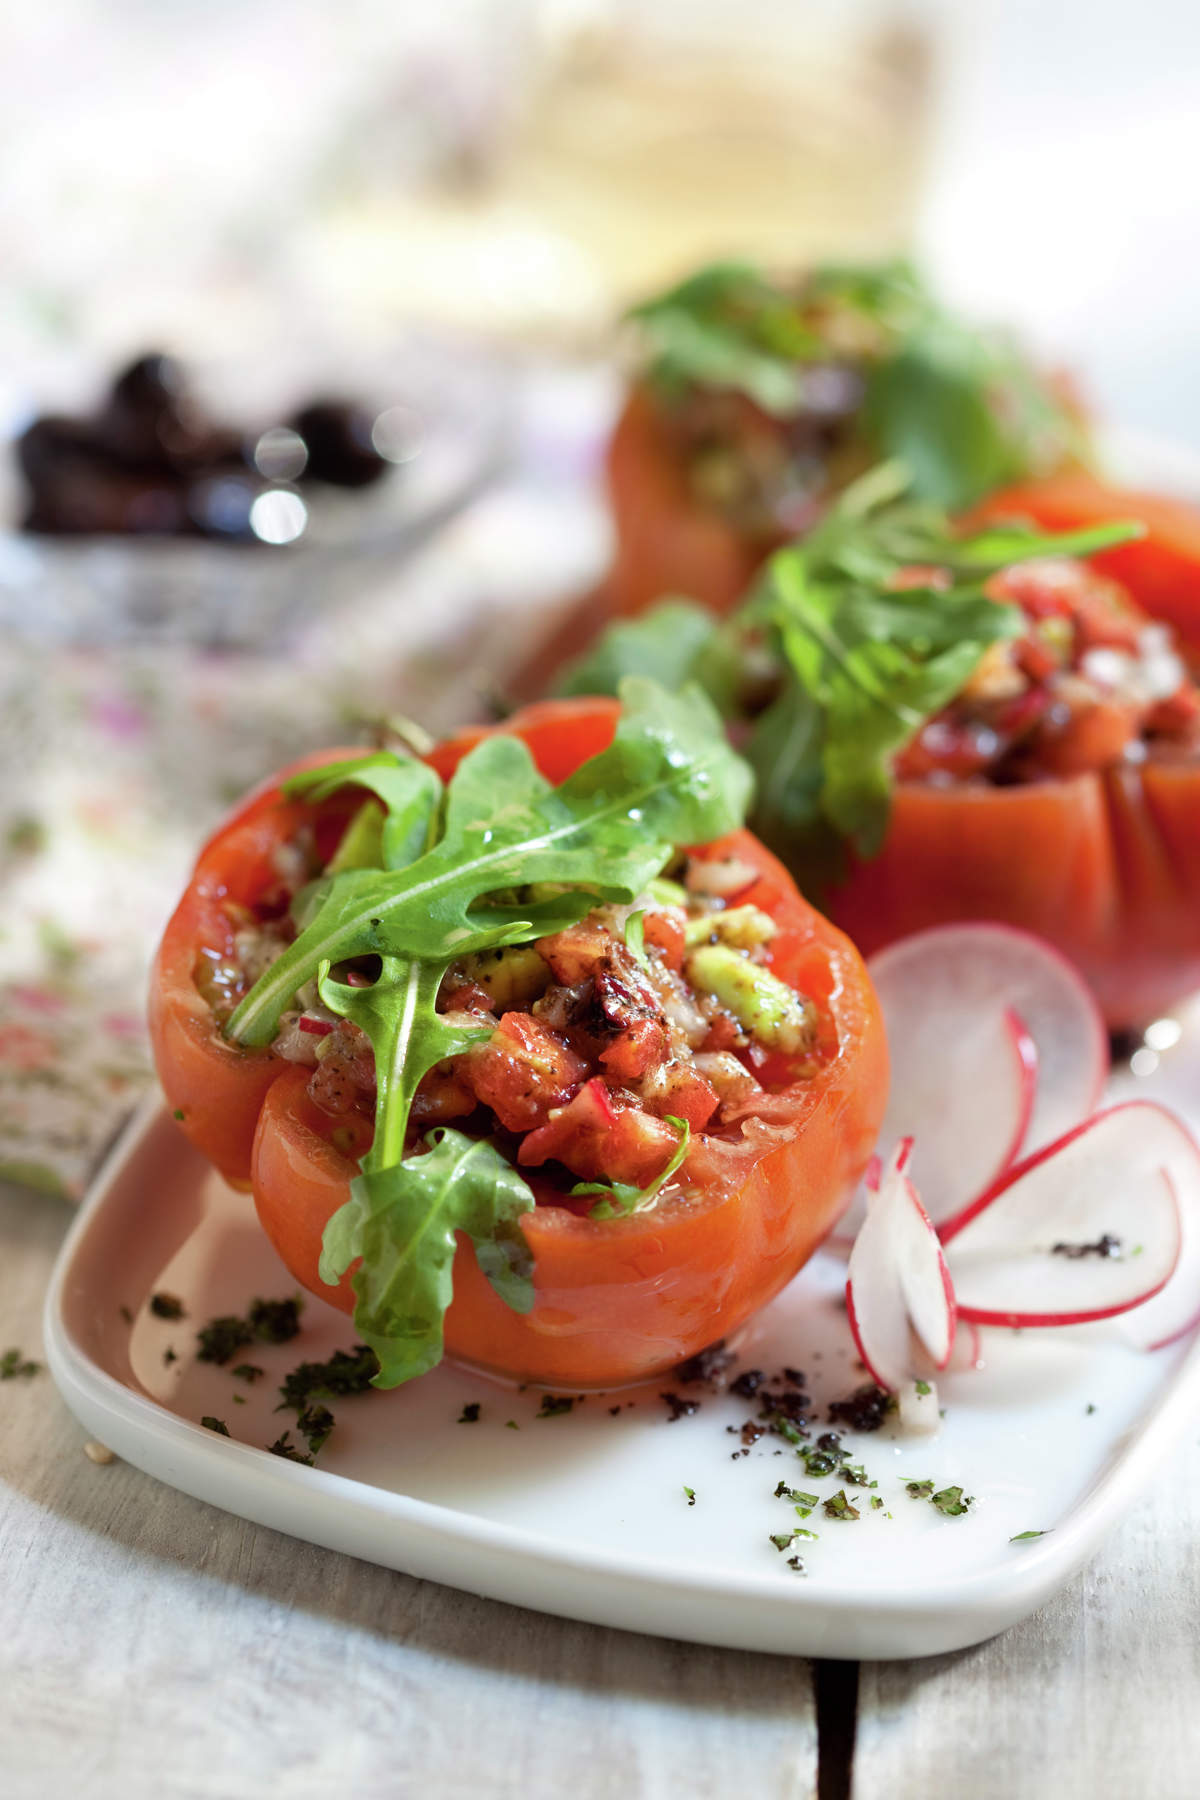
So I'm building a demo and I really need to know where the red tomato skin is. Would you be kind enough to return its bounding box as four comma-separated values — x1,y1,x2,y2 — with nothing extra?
976,473,1200,659
606,386,771,619
825,763,1200,1030
149,749,363,1186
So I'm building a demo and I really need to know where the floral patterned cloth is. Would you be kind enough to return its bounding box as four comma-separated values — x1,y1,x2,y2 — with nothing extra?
0,375,613,1200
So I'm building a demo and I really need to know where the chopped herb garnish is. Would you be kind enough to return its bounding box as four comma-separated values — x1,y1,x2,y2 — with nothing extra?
505,1420,519,1430
683,1486,696,1507
536,1395,575,1419
163,1347,178,1366
200,1416,230,1437
248,1295,304,1343
823,1490,861,1521
906,1480,935,1500
0,1348,41,1381
770,1531,797,1552
296,1404,335,1456
232,1394,245,1405
278,1344,380,1410
1085,1403,1098,1416
786,1555,806,1574
233,1363,265,1384
1010,1530,1049,1542
915,1379,932,1396
173,1108,185,1121
837,1461,877,1489
196,1315,256,1366
798,1447,837,1476
268,1431,313,1464
871,1496,884,1511
931,1486,973,1517
458,1402,481,1424
793,1527,819,1541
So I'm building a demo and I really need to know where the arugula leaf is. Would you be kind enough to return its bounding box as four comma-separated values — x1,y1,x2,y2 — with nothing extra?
555,600,718,699
318,1128,536,1387
629,262,824,416
227,678,751,1047
741,470,1145,868
570,1117,690,1221
284,753,441,871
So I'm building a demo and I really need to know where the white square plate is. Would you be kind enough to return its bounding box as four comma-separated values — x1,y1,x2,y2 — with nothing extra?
44,1012,1200,1660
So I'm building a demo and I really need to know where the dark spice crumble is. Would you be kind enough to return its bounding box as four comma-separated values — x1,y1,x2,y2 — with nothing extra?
730,1369,765,1400
1052,1233,1122,1260
675,1340,736,1385
827,1382,891,1432
200,1416,230,1436
537,1395,575,1419
660,1392,700,1422
458,1402,482,1424
149,1292,185,1320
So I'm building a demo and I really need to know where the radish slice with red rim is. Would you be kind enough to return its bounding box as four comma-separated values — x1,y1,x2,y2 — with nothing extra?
1117,1110,1200,1350
866,924,1108,1224
940,1101,1191,1327
846,1144,957,1391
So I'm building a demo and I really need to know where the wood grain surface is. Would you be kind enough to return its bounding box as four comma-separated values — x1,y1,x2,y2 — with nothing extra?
0,1180,818,1800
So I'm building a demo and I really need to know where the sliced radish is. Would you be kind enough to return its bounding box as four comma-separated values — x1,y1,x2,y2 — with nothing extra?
940,1102,1189,1327
846,1145,957,1390
867,924,1108,1224
897,1378,941,1434
1118,1109,1200,1350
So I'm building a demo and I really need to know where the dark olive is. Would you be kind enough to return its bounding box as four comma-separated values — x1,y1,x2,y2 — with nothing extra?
290,399,387,487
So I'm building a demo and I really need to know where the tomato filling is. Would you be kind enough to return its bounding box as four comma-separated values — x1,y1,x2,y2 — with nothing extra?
198,852,828,1207
890,559,1200,785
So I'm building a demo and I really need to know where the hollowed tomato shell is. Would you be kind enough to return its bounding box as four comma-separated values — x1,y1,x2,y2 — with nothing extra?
607,386,775,620
150,698,888,1389
824,760,1200,1031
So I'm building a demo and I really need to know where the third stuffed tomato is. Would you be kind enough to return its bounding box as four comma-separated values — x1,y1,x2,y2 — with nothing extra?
150,686,886,1390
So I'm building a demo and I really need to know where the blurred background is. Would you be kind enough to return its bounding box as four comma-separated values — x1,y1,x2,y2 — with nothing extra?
2,0,1199,1193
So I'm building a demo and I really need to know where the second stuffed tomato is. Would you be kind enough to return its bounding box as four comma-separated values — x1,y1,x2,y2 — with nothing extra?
151,687,886,1390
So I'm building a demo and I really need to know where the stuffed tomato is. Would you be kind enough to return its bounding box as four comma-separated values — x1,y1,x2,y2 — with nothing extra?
555,473,1200,1032
825,553,1200,1029
150,682,886,1390
608,258,1082,620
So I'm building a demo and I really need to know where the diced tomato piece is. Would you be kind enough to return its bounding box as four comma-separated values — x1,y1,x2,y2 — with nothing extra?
463,1011,587,1134
642,908,686,971
700,1012,743,1054
1033,699,1141,776
600,1015,669,1082
535,920,611,985
410,1062,477,1127
519,1077,683,1187
439,980,497,1016
1145,686,1200,738
643,1060,720,1131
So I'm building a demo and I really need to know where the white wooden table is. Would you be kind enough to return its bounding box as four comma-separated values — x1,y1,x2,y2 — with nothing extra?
4,1173,1199,1800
